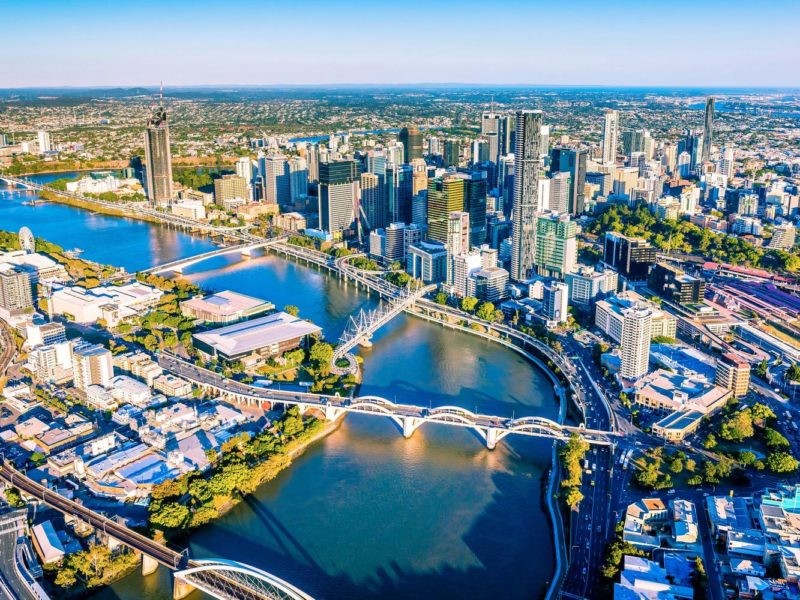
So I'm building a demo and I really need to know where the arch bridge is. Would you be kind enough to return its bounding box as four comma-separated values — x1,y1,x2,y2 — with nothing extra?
160,354,616,449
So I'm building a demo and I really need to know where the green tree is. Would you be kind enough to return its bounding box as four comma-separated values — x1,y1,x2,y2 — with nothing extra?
703,433,718,450
785,363,800,382
4,488,24,508
309,342,334,376
460,296,479,313
433,292,449,305
764,427,790,449
720,410,754,442
751,403,776,424
755,359,769,379
738,450,758,466
150,502,189,529
29,452,46,466
564,487,584,510
475,301,496,321
283,305,300,317
766,452,800,474
54,568,77,588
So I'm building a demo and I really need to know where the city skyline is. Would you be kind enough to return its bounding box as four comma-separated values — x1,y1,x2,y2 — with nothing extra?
3,0,799,88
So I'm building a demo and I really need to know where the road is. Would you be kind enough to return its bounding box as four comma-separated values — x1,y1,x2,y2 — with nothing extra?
0,320,16,383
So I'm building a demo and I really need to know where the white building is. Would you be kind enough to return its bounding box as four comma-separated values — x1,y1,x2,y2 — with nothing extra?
37,131,52,154
171,200,206,220
50,282,163,325
543,281,569,325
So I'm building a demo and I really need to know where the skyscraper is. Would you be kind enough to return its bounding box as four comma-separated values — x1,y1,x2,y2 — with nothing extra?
446,211,471,286
702,96,715,163
387,162,413,224
306,144,320,184
427,175,465,244
550,147,588,215
443,139,460,168
601,109,619,165
263,154,290,205
360,172,385,231
534,212,577,279
144,104,173,205
481,112,512,163
510,110,543,282
318,159,361,235
288,156,309,203
398,126,423,163
620,306,652,380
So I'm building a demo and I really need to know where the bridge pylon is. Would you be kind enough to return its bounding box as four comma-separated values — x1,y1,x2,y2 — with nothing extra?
402,416,423,438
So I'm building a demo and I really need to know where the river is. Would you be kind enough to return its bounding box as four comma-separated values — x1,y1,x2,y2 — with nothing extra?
1,175,558,599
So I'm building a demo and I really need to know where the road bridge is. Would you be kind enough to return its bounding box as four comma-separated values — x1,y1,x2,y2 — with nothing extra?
0,462,313,600
142,235,289,275
158,354,617,449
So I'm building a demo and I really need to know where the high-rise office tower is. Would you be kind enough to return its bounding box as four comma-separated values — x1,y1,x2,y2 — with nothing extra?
620,306,652,380
263,154,290,205
550,147,588,215
460,172,487,246
446,211,470,286
603,232,657,281
481,112,512,158
360,172,385,231
428,136,440,156
510,110,543,282
144,104,173,205
427,175,465,244
601,109,619,165
621,130,645,156
534,212,577,279
471,139,490,165
387,162,413,224
702,96,715,163
443,139,460,168
410,158,428,195
398,126,423,163
288,156,309,204
718,147,734,178
318,159,361,235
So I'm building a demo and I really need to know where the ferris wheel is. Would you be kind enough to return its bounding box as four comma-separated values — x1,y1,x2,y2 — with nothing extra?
18,226,35,253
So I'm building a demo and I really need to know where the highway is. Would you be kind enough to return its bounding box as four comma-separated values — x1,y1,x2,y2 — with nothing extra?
0,320,16,383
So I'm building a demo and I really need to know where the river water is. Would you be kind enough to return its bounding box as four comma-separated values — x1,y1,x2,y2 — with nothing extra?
1,176,558,599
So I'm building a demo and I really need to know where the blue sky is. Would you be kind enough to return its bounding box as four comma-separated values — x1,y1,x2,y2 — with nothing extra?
2,0,798,87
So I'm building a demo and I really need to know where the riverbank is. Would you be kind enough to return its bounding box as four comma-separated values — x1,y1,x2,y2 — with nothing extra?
37,189,166,226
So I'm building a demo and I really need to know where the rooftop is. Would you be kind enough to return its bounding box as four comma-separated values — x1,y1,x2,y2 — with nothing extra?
193,311,321,358
181,290,274,319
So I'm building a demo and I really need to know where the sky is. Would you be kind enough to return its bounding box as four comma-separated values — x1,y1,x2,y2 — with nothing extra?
2,0,799,88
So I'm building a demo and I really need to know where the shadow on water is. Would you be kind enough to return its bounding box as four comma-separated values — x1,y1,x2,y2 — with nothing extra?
179,458,552,600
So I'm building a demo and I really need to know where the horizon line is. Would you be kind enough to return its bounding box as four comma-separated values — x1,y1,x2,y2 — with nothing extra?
2,83,800,91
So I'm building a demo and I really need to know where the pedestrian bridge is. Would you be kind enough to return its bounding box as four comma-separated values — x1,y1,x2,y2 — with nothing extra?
159,354,617,449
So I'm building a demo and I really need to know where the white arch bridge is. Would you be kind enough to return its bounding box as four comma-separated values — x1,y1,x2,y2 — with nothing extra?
175,559,314,600
159,354,617,449
142,235,288,275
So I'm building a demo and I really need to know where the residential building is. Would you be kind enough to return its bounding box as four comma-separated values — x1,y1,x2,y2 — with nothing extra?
37,130,52,154
620,305,652,379
769,223,796,250
511,110,544,281
534,212,576,279
72,343,113,392
715,353,751,398
0,264,34,315
601,109,619,165
595,291,677,343
261,154,289,205
450,249,484,297
702,96,715,163
623,498,668,549
143,105,173,205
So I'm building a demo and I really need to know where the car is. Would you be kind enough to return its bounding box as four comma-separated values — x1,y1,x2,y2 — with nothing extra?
582,567,587,575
